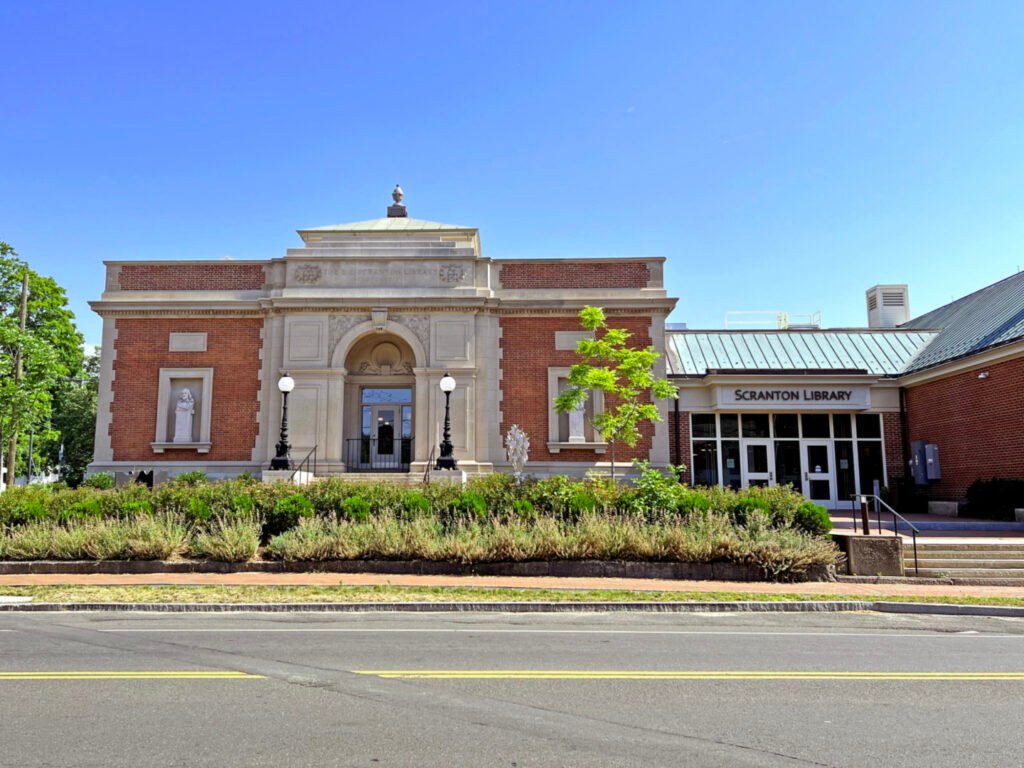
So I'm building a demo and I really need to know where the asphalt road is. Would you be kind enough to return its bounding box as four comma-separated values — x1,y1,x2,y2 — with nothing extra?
2,610,1023,767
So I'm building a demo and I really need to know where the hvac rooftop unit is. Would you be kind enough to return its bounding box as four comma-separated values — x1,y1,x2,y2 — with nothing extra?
866,284,910,328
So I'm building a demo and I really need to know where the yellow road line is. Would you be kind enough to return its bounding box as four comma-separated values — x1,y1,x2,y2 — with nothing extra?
354,670,1024,681
0,671,263,680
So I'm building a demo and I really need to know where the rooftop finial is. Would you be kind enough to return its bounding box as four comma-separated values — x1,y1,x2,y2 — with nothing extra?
388,184,408,218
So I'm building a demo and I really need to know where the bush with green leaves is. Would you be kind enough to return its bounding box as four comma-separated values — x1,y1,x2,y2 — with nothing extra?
265,493,313,538
81,473,114,490
794,501,832,535
173,470,208,486
341,495,372,522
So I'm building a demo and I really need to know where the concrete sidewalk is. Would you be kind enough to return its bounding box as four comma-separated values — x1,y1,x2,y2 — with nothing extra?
4,571,1024,599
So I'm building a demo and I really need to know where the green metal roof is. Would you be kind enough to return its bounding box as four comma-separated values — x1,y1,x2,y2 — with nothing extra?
900,271,1024,373
301,217,475,233
666,330,938,377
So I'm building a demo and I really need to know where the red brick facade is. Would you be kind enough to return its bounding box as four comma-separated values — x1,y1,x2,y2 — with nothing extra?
118,264,265,291
905,355,1024,501
882,411,905,484
499,315,656,463
110,319,264,461
668,408,692,484
500,261,650,290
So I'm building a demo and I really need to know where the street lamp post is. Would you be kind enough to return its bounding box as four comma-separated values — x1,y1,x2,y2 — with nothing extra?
435,372,458,470
270,373,296,470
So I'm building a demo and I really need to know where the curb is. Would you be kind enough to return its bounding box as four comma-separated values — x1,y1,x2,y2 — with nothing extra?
1,600,1023,616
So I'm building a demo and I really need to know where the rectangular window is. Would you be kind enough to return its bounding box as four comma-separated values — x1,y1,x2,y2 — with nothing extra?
833,413,852,439
835,441,855,503
691,414,717,438
721,440,741,490
801,413,830,438
774,440,801,489
692,441,719,486
857,441,885,494
720,413,740,438
741,414,770,438
773,414,799,439
856,414,882,439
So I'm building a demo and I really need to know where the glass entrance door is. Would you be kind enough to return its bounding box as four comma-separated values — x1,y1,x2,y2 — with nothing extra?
370,406,400,468
741,440,774,488
802,441,834,506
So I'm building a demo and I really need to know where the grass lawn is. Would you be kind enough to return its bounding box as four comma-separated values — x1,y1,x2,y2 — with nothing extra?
1,585,1023,607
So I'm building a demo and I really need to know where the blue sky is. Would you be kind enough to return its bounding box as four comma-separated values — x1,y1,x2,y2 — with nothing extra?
2,1,1023,346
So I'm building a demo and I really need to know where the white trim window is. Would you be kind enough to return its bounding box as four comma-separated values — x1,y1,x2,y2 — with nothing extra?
546,367,606,454
152,368,214,453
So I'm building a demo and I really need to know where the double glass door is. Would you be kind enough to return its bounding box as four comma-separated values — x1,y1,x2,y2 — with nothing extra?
739,439,836,505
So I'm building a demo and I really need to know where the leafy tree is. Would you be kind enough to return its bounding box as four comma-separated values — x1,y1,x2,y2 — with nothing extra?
45,350,100,486
554,306,678,479
0,243,86,487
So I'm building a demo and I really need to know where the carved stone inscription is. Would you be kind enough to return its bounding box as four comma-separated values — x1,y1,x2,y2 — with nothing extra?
294,262,469,288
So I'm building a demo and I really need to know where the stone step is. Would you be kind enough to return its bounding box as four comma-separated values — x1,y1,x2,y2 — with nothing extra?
907,559,1024,569
912,567,1024,579
910,543,1024,552
905,550,1024,560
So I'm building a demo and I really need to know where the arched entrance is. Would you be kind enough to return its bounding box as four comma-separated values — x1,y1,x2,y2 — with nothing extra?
343,333,417,471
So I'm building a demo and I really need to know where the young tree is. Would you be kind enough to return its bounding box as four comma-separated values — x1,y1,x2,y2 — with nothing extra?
554,306,678,479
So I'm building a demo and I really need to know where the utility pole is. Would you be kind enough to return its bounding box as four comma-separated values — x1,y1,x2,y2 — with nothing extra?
5,271,28,489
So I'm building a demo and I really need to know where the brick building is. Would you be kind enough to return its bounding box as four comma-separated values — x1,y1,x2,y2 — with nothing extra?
664,275,1024,508
88,191,675,481
89,192,1024,507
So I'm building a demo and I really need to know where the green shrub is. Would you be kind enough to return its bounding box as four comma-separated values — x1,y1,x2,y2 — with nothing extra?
512,499,536,520
455,491,487,520
7,498,48,526
185,497,213,525
81,473,114,490
730,495,772,525
402,492,431,518
59,499,103,523
341,495,372,522
794,501,832,535
631,460,684,514
964,478,1024,521
266,493,314,537
189,516,260,562
174,470,208,486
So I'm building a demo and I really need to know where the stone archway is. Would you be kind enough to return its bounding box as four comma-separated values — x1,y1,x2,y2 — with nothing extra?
341,332,418,471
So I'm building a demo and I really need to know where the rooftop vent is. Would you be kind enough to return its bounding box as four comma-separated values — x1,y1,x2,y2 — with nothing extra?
866,284,909,328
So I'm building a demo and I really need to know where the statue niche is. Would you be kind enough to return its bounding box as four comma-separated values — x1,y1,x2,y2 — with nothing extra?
172,387,196,443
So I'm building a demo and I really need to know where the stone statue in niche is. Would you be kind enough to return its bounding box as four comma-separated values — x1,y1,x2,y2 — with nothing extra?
173,389,195,443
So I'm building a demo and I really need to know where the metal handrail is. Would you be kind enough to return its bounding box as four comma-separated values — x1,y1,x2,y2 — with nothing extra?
423,445,436,484
849,493,919,576
289,445,317,483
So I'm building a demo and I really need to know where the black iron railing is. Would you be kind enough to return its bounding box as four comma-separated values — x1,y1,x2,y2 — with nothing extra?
290,445,318,482
344,437,413,472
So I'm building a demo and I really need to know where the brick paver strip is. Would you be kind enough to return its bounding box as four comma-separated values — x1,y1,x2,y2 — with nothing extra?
2,572,1024,598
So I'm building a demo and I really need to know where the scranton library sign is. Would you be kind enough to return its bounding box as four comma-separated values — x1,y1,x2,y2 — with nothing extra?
711,385,871,411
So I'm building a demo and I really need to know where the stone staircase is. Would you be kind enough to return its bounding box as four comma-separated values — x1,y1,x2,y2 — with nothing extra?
905,541,1024,584
315,472,424,487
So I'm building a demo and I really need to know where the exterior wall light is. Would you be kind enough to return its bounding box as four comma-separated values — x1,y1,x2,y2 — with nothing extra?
978,371,990,380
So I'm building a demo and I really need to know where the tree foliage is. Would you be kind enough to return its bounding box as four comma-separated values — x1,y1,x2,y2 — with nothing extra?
554,306,678,477
0,242,87,484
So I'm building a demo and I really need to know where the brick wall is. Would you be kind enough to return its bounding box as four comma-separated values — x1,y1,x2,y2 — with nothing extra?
905,355,1024,501
500,261,650,290
882,412,905,483
499,315,655,464
109,318,264,461
668,408,693,484
118,264,265,291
